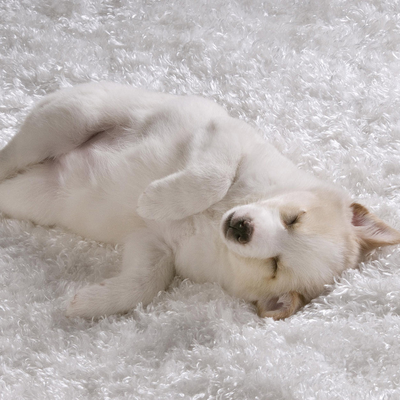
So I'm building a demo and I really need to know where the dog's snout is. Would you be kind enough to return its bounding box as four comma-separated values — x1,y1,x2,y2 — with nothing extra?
224,214,254,244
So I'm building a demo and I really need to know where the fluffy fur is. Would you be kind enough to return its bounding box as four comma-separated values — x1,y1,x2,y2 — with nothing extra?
1,81,398,321
2,1,400,399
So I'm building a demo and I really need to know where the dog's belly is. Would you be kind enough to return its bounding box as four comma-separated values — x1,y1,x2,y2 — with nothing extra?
51,158,139,242
51,130,177,243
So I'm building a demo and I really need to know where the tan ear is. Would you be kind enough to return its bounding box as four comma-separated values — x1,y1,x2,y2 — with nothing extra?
351,203,400,252
255,292,306,320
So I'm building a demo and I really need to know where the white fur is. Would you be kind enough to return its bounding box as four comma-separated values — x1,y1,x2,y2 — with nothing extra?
0,82,399,319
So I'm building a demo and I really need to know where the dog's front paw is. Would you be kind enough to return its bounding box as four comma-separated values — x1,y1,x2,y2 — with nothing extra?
137,184,176,220
66,275,140,318
66,282,114,318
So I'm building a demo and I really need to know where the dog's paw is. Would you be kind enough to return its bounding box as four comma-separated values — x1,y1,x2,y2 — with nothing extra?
66,283,113,319
136,191,159,220
137,184,177,220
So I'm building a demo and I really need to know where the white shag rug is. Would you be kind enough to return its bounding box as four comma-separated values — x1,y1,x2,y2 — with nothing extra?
1,1,400,399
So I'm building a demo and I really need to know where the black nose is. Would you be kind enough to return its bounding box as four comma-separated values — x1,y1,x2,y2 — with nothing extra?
224,215,253,244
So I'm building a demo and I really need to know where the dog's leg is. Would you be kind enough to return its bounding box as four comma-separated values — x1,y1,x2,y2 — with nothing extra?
0,82,151,181
66,230,175,318
137,119,247,221
137,117,255,221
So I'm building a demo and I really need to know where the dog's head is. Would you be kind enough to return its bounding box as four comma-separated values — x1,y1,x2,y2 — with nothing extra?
220,189,400,320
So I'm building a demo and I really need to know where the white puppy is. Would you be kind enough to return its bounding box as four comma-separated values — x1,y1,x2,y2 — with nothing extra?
0,82,399,320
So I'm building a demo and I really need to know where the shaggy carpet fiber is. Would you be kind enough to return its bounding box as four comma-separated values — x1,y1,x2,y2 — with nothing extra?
1,0,400,399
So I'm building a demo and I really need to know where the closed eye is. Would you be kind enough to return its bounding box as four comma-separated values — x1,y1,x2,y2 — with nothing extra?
272,257,279,276
287,215,299,226
283,211,305,228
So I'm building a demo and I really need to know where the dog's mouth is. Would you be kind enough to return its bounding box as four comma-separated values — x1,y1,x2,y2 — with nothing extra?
223,212,254,244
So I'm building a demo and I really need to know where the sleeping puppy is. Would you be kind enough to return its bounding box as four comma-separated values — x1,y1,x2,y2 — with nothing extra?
0,82,399,320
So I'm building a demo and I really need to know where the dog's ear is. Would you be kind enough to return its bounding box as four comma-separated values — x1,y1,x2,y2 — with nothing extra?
255,292,306,320
351,203,400,252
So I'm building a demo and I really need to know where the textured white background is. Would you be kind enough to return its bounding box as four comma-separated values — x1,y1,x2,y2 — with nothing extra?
1,1,400,399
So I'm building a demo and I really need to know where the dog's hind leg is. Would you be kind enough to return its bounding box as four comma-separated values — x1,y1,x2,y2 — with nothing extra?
0,82,157,181
66,229,175,318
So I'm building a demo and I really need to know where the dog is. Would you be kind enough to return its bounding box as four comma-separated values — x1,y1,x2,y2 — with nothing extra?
0,82,399,320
